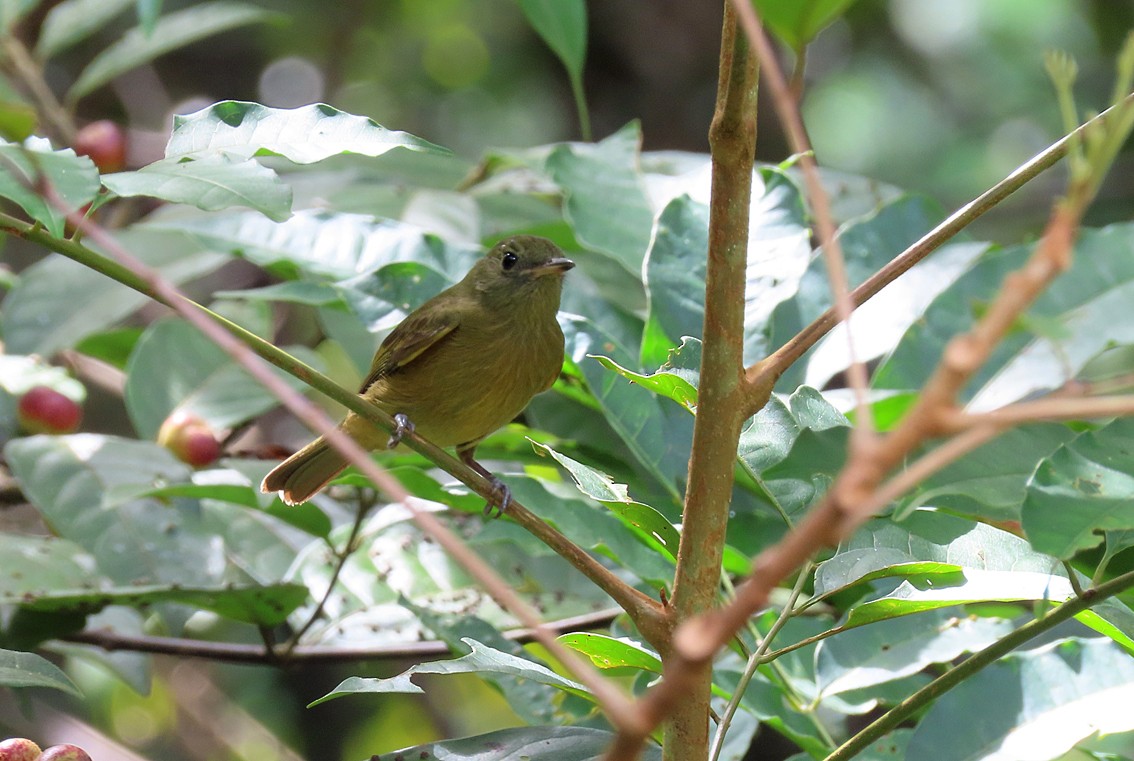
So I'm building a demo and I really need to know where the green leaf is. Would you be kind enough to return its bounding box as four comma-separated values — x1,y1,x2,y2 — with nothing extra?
0,139,101,237
545,122,654,273
518,0,586,81
908,423,1075,522
908,638,1134,761
165,101,449,162
755,0,859,51
365,727,661,761
770,194,948,391
4,434,219,585
818,511,1065,596
876,223,1134,407
67,2,279,102
1023,418,1134,558
35,0,134,59
562,315,691,505
532,441,680,560
123,317,309,438
0,647,81,696
643,172,811,368
558,632,662,673
816,610,1014,697
310,637,588,707
1,229,229,355
143,209,479,281
102,155,292,221
403,601,562,725
844,568,1074,628
0,354,86,401
593,354,697,413
0,100,37,141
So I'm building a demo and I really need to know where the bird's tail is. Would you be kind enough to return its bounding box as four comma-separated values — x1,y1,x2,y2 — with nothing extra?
261,436,348,505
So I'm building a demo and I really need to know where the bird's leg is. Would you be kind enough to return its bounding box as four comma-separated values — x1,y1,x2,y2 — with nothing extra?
386,413,415,449
458,445,511,517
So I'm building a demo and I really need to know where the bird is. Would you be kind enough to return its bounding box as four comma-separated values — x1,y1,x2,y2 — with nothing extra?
261,235,574,513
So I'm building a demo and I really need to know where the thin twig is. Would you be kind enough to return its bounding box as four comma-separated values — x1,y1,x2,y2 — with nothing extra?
731,0,874,436
281,491,373,654
62,608,623,664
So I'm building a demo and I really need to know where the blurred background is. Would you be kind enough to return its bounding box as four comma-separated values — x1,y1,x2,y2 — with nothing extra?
40,0,1134,238
4,1,1134,760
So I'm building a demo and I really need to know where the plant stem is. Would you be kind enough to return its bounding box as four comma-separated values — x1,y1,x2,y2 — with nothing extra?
664,2,758,758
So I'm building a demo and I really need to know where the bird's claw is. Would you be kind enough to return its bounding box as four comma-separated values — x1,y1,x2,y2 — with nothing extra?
482,476,512,518
386,413,414,449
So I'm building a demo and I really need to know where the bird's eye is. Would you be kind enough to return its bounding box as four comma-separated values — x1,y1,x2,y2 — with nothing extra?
502,251,518,270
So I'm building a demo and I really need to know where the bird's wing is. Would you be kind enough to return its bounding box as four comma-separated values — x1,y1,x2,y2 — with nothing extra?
357,305,460,392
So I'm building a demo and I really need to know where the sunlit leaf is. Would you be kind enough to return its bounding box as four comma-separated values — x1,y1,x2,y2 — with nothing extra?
908,638,1134,761
166,101,448,162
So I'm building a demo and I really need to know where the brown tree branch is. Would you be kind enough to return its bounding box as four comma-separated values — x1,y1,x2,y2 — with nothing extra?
61,609,622,665
661,2,758,758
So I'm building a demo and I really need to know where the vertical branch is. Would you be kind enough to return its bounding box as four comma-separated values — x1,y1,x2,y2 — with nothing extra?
663,2,758,758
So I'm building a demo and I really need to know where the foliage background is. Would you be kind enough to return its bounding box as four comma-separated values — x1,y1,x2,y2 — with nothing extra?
1,2,1134,761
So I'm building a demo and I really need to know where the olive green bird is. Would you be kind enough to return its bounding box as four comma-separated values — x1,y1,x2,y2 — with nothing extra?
261,235,574,511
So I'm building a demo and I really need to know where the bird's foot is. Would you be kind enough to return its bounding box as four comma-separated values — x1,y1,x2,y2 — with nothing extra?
386,413,414,449
483,476,512,518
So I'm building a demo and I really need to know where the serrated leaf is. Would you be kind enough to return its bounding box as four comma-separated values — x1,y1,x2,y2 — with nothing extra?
143,208,479,281
1,229,229,355
310,637,588,707
67,2,278,101
592,355,697,412
102,154,292,221
166,100,448,162
35,0,134,59
0,139,100,237
908,638,1134,761
0,647,81,696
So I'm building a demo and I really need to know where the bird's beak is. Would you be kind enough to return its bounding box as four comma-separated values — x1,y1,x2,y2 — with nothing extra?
532,257,575,276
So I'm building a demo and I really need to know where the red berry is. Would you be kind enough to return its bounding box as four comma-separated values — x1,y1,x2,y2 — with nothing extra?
158,410,221,467
17,385,83,434
0,737,43,761
38,744,92,761
74,119,126,173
